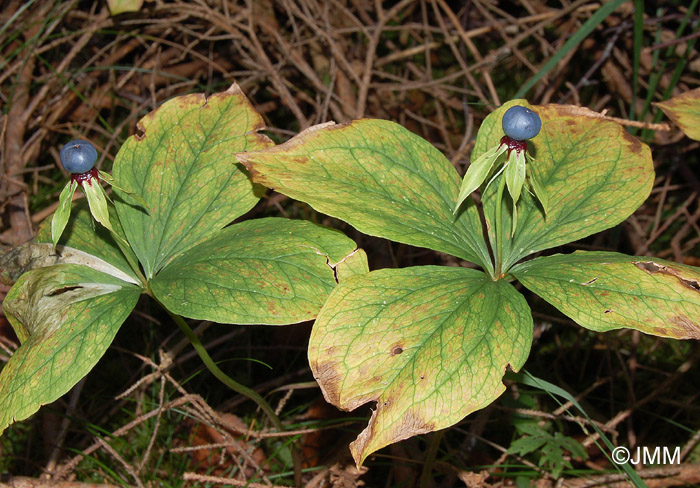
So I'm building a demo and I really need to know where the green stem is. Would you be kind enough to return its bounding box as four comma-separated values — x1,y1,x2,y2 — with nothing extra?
167,309,283,430
493,174,507,279
163,307,303,485
418,430,444,488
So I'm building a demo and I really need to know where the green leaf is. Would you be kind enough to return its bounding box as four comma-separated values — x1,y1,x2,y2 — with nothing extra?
454,143,506,214
98,171,149,211
508,433,547,456
512,251,700,339
561,433,588,460
527,156,550,216
655,87,700,141
510,370,646,486
309,266,533,466
151,218,368,325
82,180,114,232
36,202,140,284
113,84,272,279
0,264,141,434
505,151,526,207
238,120,492,272
477,101,654,271
51,180,77,247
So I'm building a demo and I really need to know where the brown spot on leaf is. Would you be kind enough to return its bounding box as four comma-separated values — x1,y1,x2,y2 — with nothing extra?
669,315,700,339
390,344,403,356
620,129,643,154
235,156,273,186
312,359,343,406
634,261,700,293
401,410,436,436
349,398,436,468
604,309,613,314
653,326,667,336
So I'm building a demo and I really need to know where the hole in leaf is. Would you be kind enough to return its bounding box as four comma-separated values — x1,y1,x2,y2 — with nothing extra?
635,261,664,273
46,285,82,296
134,124,146,141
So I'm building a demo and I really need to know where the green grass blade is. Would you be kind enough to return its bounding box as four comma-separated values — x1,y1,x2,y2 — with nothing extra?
507,370,648,488
630,0,644,121
0,0,37,38
514,0,626,99
638,0,699,138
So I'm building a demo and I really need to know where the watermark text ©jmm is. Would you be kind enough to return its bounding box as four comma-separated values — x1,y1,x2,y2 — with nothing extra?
612,446,681,465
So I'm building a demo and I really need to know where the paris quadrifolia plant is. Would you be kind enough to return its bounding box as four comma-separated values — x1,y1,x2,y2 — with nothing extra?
0,85,368,444
2,85,700,474
238,99,700,467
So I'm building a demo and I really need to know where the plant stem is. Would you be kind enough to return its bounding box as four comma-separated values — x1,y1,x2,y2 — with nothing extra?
418,430,444,488
493,174,507,279
167,310,283,430
164,308,303,485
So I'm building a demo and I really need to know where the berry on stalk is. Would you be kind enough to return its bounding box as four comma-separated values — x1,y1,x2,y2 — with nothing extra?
454,104,547,220
501,105,541,141
60,139,98,174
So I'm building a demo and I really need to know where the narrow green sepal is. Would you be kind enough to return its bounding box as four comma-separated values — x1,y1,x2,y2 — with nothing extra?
51,180,78,248
454,143,507,214
505,150,526,206
98,170,149,212
82,180,113,232
527,156,550,216
505,150,526,235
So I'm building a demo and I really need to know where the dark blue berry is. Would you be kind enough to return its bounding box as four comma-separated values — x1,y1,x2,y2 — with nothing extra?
60,139,98,174
502,106,541,141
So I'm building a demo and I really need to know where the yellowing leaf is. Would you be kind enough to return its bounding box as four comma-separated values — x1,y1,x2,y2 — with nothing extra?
656,88,700,141
36,202,140,284
512,251,700,339
151,218,368,325
0,242,138,288
477,102,653,271
454,143,506,214
51,180,77,248
309,266,532,466
107,0,143,15
113,84,272,279
0,265,141,434
238,119,492,272
82,180,113,232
